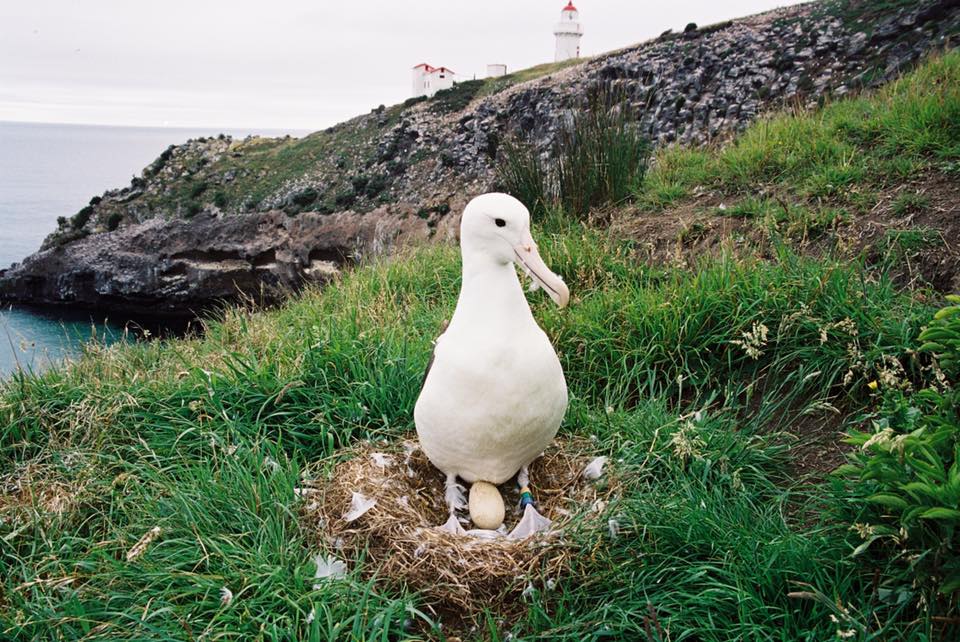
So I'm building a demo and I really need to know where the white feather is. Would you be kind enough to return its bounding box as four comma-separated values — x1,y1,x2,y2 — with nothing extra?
313,554,347,588
343,492,376,522
582,456,609,480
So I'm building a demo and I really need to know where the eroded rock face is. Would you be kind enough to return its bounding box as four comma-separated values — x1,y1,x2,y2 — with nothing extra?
1,0,958,315
0,208,435,316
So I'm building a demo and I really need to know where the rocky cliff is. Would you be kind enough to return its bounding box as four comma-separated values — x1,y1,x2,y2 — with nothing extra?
2,0,958,316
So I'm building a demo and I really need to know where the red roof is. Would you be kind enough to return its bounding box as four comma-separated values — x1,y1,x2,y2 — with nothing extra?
562,1,577,11
413,63,455,74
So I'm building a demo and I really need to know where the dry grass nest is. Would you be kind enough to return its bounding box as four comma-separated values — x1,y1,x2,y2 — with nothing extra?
300,436,619,620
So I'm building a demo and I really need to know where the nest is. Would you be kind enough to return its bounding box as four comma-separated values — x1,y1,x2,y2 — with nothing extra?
300,436,614,622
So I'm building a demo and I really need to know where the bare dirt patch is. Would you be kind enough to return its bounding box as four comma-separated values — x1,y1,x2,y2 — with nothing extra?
612,172,960,292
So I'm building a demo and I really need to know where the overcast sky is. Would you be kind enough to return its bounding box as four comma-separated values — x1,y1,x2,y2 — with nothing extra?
1,0,789,131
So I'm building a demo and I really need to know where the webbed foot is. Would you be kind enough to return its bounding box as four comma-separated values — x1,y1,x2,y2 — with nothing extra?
508,504,553,539
438,513,467,536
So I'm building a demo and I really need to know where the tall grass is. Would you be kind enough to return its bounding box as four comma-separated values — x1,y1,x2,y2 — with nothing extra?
497,94,649,220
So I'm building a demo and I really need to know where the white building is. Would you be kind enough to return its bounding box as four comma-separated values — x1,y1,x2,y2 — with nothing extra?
486,63,508,78
554,1,583,62
411,63,456,98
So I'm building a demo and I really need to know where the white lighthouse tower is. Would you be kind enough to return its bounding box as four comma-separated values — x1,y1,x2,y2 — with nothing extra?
554,2,583,62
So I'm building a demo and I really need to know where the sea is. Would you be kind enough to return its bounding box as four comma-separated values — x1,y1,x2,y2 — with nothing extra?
0,120,308,378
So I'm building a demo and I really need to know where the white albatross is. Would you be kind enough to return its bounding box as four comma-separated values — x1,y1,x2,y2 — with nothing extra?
414,193,569,538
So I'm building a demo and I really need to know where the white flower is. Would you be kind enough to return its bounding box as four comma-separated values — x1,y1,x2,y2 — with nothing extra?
862,427,894,451
731,321,769,359
670,422,705,462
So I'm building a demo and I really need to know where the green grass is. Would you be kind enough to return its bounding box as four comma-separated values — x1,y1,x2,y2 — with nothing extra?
0,227,942,639
3,52,960,642
480,59,590,98
891,191,932,216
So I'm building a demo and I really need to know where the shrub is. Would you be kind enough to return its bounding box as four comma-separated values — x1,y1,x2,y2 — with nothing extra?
838,295,960,614
554,99,649,216
185,202,202,218
289,187,318,207
350,175,369,192
71,205,94,230
213,191,228,208
402,95,427,109
496,137,552,218
921,294,960,378
429,79,486,115
189,182,208,199
363,174,389,198
334,188,356,209
892,191,931,216
106,213,123,231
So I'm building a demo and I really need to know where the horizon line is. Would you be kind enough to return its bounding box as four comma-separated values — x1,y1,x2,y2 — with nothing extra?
0,118,316,135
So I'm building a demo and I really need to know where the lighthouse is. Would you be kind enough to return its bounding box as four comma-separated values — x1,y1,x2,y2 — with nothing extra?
554,2,583,62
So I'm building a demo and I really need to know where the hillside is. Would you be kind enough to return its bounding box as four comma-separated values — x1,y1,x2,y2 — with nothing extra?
1,0,957,315
1,37,960,640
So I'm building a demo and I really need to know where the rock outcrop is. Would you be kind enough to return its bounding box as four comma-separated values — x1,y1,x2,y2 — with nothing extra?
2,0,958,315
0,207,450,317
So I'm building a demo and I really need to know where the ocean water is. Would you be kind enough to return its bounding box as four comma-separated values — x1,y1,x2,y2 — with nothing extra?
0,120,307,378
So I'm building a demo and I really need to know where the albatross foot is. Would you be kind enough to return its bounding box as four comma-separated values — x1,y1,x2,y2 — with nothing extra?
507,464,553,538
508,504,553,539
438,513,467,536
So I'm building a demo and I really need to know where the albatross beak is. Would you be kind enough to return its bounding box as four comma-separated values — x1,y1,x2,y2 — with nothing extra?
513,231,570,308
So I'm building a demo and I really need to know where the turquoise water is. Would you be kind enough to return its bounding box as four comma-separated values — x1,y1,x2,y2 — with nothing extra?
0,306,120,375
0,120,307,378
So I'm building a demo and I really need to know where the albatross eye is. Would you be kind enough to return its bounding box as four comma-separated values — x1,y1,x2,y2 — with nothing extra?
494,218,506,227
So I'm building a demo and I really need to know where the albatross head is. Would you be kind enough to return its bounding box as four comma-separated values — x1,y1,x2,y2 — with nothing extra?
460,193,570,308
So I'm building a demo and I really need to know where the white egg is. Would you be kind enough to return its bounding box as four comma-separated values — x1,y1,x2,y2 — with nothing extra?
468,481,505,530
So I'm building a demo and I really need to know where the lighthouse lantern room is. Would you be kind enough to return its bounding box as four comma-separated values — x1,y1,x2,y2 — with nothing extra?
554,2,583,62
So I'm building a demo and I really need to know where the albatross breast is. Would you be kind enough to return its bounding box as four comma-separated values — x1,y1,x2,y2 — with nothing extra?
414,320,567,484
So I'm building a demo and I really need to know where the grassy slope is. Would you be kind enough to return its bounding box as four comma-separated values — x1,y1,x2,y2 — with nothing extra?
1,54,958,641
637,51,960,227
